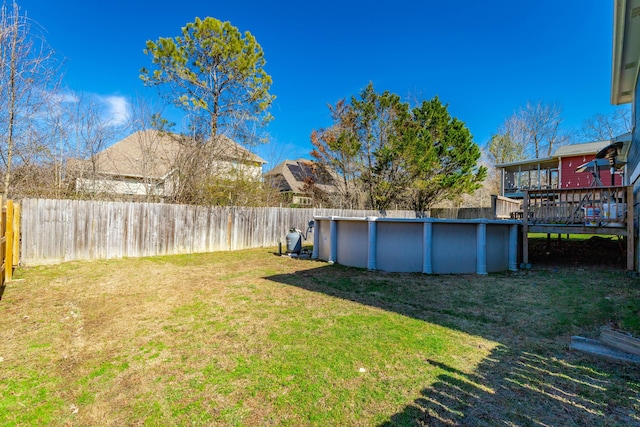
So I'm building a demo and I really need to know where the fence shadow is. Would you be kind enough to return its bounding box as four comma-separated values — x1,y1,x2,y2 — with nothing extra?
264,264,640,426
380,347,640,426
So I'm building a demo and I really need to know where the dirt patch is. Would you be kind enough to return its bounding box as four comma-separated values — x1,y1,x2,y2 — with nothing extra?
528,236,627,268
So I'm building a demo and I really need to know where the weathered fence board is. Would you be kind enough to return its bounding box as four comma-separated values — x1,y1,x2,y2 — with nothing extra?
18,200,377,265
19,199,493,266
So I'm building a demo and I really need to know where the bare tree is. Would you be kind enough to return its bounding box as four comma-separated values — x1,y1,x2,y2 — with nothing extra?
311,99,363,209
487,119,527,165
501,101,567,159
65,94,126,199
123,97,173,202
577,106,632,142
0,1,62,198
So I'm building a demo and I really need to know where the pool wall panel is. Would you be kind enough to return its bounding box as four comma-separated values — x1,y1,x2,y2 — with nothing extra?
336,220,368,268
376,222,423,272
313,216,519,274
432,223,477,274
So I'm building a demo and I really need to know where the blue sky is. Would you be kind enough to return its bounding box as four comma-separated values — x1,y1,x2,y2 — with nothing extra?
20,0,617,167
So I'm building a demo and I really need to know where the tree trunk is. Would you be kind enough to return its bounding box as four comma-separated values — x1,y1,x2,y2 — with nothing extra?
3,11,18,199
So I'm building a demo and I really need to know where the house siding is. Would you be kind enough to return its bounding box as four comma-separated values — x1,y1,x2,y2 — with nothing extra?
633,72,640,273
560,155,622,188
76,177,164,197
76,159,262,199
633,79,640,184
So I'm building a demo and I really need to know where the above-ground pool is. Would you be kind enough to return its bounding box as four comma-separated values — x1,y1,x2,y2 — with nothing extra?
312,216,520,274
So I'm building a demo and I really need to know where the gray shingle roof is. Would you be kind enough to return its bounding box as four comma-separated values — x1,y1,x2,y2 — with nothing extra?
80,130,265,179
553,141,611,157
265,159,340,194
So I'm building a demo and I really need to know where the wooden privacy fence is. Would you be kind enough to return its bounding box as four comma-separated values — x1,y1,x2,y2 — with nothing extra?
0,199,20,287
19,199,497,266
20,199,417,265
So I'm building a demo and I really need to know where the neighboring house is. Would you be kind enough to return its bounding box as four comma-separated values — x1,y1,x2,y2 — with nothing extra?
496,137,630,199
264,159,340,206
555,139,627,188
73,129,266,200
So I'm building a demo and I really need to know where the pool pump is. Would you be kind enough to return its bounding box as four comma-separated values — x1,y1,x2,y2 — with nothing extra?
282,221,314,256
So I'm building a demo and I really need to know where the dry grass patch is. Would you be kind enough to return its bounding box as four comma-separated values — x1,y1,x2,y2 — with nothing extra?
0,248,639,426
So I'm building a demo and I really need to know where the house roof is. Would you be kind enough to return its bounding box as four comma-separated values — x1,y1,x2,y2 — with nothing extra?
82,130,266,179
494,156,557,171
612,0,640,104
91,130,180,179
496,136,632,172
264,159,339,194
553,141,611,157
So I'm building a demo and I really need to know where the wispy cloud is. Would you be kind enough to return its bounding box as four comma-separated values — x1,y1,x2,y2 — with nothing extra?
102,95,130,126
59,92,79,104
57,91,131,127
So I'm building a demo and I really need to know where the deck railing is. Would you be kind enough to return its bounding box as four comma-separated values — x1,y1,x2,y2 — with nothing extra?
492,195,522,219
520,185,634,271
523,186,630,227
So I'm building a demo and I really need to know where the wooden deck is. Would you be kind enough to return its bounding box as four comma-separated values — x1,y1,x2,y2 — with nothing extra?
500,186,634,270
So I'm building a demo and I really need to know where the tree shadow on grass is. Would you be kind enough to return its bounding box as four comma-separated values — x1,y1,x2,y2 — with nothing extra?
265,263,640,426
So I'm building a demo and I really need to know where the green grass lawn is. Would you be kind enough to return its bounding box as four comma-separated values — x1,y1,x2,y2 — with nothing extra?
1,248,639,426
528,232,602,239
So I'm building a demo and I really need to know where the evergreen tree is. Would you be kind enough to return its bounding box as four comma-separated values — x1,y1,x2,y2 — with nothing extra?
402,97,487,214
141,16,274,145
311,86,486,213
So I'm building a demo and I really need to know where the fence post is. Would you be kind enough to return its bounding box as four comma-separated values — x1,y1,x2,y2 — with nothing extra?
227,210,232,251
0,196,3,287
5,199,13,282
12,202,19,269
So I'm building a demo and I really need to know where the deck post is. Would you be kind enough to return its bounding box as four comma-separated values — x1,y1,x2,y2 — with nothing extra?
522,190,529,265
627,186,635,271
491,195,497,219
